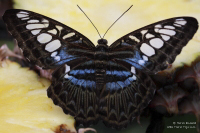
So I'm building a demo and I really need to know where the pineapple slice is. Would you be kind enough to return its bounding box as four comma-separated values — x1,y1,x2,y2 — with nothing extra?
0,60,76,133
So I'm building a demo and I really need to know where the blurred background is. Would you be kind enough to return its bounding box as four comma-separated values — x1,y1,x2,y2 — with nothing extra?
0,0,200,133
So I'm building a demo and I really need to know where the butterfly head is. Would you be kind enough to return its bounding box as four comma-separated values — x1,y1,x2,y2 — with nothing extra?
97,39,108,46
96,39,108,52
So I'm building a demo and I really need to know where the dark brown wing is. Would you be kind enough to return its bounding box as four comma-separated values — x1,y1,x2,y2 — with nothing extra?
47,60,100,126
99,61,155,129
109,17,198,73
3,9,95,69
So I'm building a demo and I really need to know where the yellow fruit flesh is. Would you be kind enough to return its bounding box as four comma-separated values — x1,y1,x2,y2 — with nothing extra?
0,60,76,133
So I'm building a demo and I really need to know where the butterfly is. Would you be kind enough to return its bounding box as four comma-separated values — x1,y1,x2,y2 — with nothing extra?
3,8,198,129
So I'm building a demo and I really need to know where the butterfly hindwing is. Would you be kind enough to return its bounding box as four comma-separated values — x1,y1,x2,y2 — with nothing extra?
3,9,95,69
109,17,198,73
99,61,155,129
47,60,99,126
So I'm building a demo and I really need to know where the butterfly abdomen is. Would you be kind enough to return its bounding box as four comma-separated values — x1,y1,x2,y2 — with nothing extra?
94,44,109,85
94,60,106,85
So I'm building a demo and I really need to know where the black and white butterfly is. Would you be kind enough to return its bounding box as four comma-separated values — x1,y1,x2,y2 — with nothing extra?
3,9,198,129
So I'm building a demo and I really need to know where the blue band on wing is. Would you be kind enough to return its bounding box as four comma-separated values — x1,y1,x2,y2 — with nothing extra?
46,46,79,66
105,68,136,90
106,70,131,77
106,77,136,90
54,57,77,66
66,76,96,89
69,69,95,76
122,51,151,70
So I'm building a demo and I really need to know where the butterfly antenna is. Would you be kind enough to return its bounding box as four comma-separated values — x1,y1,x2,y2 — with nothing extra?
102,5,133,39
77,5,102,38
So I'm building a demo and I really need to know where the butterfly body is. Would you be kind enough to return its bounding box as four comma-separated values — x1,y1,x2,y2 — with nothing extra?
3,9,198,129
94,39,109,85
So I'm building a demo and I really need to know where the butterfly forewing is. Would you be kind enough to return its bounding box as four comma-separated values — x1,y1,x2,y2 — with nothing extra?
3,9,95,69
109,17,198,73
3,9,199,130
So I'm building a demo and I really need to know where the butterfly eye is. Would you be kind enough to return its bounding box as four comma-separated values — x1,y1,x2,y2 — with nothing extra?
97,39,108,45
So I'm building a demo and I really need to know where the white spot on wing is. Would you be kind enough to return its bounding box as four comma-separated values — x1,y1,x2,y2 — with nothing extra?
64,64,71,79
42,19,49,23
159,29,176,36
155,29,159,32
56,25,63,36
45,40,61,52
149,38,164,49
56,25,63,31
132,75,136,80
42,19,49,27
27,20,39,23
146,33,155,39
131,67,137,80
141,30,148,35
175,21,187,25
18,11,29,14
131,66,136,74
155,24,162,28
54,56,60,61
173,23,181,27
176,18,185,21
17,11,29,20
37,33,52,43
154,24,162,32
16,14,28,18
51,51,60,61
161,35,170,41
140,43,155,56
51,51,58,57
21,17,29,20
26,24,45,29
48,29,57,35
65,64,70,72
138,60,145,65
31,30,41,35
164,25,175,29
64,74,70,79
142,55,148,61
129,35,140,42
63,32,75,39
